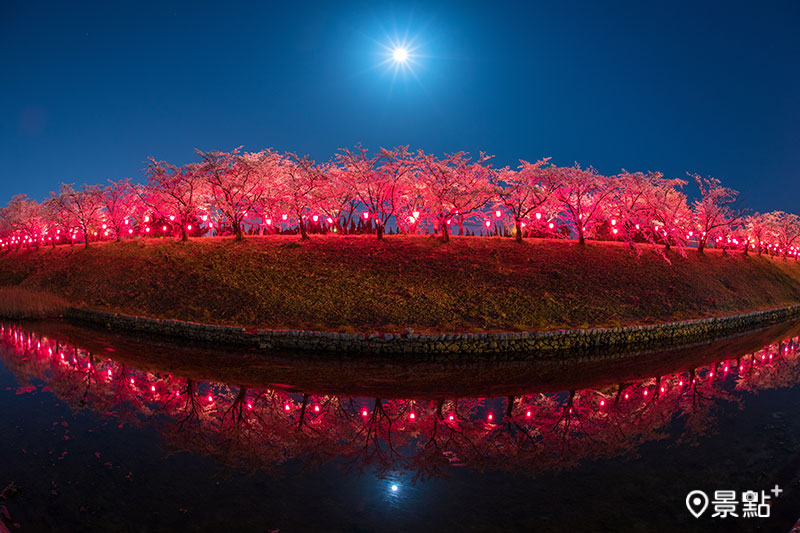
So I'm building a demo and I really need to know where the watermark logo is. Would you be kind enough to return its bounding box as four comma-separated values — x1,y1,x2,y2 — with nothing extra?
686,485,783,519
686,490,709,518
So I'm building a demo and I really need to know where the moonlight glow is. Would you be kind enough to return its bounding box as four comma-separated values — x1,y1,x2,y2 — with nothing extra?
376,36,422,80
392,47,409,63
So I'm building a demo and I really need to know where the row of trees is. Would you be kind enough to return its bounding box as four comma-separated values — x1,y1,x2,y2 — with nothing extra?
2,146,800,256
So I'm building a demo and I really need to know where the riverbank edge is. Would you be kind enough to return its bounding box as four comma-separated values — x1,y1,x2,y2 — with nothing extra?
61,305,800,359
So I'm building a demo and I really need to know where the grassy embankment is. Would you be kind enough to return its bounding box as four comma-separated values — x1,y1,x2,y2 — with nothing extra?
1,235,800,333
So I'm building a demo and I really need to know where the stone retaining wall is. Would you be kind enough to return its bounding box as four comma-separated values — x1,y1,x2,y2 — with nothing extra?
63,305,800,359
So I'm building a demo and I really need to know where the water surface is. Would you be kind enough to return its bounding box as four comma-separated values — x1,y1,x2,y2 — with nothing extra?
1,320,800,531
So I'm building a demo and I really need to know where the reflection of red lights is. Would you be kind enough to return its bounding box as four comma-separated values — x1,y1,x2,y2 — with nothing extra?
5,323,800,478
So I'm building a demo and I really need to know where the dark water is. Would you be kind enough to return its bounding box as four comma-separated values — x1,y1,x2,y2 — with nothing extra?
1,321,800,532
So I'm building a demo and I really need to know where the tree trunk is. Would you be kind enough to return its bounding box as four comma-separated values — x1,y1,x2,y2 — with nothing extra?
181,226,188,242
506,395,516,418
441,221,450,243
697,239,705,253
578,228,585,245
298,393,309,425
376,224,384,240
299,217,308,240
515,219,523,243
233,221,244,241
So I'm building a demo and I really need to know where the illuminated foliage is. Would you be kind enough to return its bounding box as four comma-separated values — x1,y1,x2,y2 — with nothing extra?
415,151,495,242
495,158,559,243
99,179,139,242
53,183,103,249
691,174,744,254
336,145,415,240
143,161,206,241
1,146,797,258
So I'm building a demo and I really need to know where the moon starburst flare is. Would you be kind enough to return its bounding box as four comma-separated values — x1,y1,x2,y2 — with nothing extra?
378,37,422,77
392,47,409,63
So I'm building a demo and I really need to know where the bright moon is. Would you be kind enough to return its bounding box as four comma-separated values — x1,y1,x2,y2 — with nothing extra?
392,47,409,63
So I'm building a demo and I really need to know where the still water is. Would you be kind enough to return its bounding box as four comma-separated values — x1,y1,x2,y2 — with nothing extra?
1,320,800,532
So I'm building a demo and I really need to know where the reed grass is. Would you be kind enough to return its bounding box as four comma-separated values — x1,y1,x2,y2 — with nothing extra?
0,286,68,319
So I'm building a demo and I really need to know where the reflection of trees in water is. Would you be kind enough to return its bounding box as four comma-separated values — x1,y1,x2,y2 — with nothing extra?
2,324,799,480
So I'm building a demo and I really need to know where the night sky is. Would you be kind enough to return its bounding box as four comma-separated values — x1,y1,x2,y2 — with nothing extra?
2,1,799,212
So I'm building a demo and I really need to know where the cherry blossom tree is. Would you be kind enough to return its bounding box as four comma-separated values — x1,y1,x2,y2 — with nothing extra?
144,160,206,241
607,170,669,243
495,158,560,243
98,179,140,242
250,173,285,236
197,148,278,241
743,213,777,256
0,195,44,249
691,174,744,253
395,178,426,235
55,183,102,248
316,166,360,234
415,151,495,243
645,178,691,252
43,193,79,247
771,211,800,258
337,145,414,240
280,153,329,240
552,164,616,245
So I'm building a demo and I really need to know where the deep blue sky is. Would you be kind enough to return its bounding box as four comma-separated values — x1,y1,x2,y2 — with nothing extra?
2,1,799,212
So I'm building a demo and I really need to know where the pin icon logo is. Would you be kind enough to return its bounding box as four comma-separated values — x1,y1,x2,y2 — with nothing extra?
686,490,709,518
